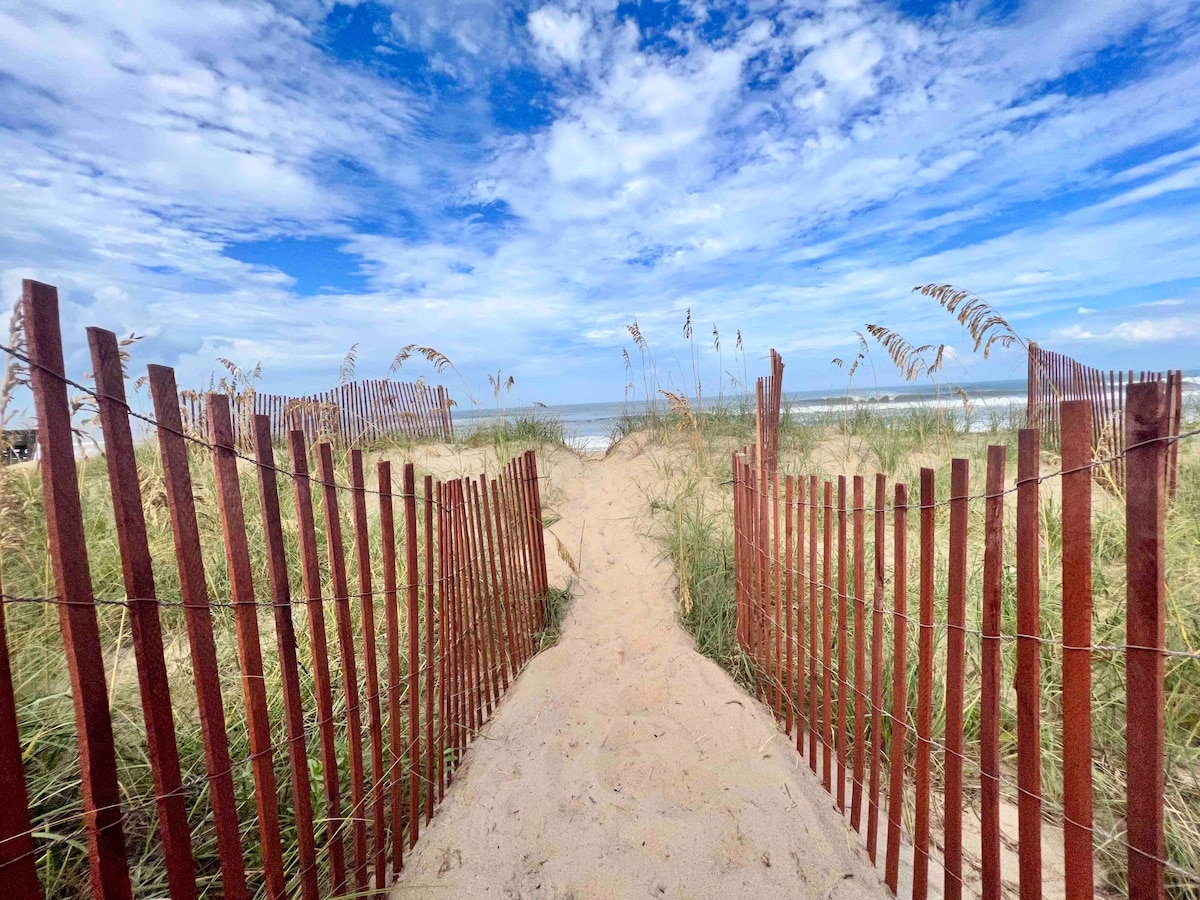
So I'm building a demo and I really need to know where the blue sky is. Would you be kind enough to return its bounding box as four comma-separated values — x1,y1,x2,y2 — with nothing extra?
2,0,1199,407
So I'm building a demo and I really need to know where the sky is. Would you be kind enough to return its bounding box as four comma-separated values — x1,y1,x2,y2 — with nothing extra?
2,0,1199,409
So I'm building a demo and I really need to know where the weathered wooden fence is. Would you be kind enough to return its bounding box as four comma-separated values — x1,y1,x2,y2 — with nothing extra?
181,379,454,448
1026,342,1183,494
734,352,1195,899
0,280,548,898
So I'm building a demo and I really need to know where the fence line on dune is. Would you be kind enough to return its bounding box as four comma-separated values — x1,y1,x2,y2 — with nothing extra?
0,279,548,899
180,378,455,450
1026,341,1182,496
734,349,1194,900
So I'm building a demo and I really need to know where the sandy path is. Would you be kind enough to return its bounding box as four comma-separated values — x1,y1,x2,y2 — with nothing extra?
391,445,892,899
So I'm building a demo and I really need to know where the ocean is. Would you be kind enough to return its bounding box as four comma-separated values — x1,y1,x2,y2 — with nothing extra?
454,375,1200,453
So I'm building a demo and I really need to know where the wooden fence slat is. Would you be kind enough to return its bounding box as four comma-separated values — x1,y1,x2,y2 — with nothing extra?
733,456,744,649
866,473,885,864
785,475,795,737
757,459,769,698
464,481,495,719
527,452,550,596
808,474,818,771
850,474,866,833
482,478,513,693
25,283,133,900
981,445,1005,900
424,475,437,824
747,455,755,664
836,476,849,813
421,382,434,440
746,457,757,673
914,468,935,900
463,483,479,733
750,455,760,690
450,482,469,752
454,483,473,740
745,452,754,666
470,484,493,719
516,462,538,651
885,482,908,894
348,450,387,888
429,384,438,439
148,364,246,900
944,458,968,900
421,385,431,439
762,464,771,702
796,476,806,754
442,481,457,772
507,465,533,661
316,442,369,895
0,586,43,899
88,327,196,900
413,382,426,440
207,394,288,899
512,461,538,634
1169,370,1182,498
394,382,410,440
436,480,448,800
486,475,510,686
475,479,507,698
1026,341,1037,426
490,476,514,681
494,470,517,670
288,431,348,892
457,482,481,733
822,480,833,793
253,416,320,900
405,464,422,850
1017,429,1043,900
1060,402,1095,900
379,461,404,874
1126,381,1168,898
397,382,413,439
774,472,783,721
370,381,382,442
526,453,545,611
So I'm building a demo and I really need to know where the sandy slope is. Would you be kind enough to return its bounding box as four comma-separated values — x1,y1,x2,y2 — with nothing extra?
390,443,894,899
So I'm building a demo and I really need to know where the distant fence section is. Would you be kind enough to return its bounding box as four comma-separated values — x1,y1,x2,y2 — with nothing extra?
1026,342,1183,495
733,350,1194,899
0,280,548,898
181,378,455,448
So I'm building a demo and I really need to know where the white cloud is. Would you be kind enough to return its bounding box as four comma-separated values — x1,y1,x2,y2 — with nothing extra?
806,28,885,99
528,6,590,65
1097,163,1200,209
1111,317,1199,342
1055,316,1199,344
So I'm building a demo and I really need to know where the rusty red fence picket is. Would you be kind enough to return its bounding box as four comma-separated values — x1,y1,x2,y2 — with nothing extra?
0,279,551,898
180,376,455,448
733,350,1196,899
